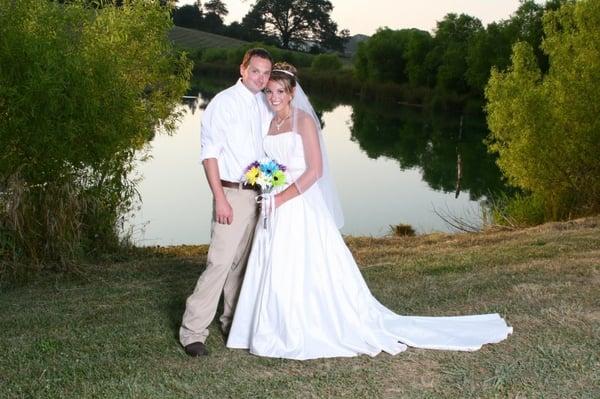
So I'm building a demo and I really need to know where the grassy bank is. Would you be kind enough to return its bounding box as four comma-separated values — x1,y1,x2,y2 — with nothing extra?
1,218,599,398
168,26,248,50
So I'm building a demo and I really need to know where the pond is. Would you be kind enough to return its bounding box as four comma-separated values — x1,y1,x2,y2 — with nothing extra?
125,80,505,245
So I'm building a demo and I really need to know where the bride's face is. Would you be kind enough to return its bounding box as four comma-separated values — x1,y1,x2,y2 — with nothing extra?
265,80,291,113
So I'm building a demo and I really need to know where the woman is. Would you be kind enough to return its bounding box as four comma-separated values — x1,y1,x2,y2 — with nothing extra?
226,63,512,360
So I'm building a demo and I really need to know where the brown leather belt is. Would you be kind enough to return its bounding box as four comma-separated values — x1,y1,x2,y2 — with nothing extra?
220,180,257,191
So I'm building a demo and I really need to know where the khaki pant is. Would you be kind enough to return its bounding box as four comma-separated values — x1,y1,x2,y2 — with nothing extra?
179,187,259,346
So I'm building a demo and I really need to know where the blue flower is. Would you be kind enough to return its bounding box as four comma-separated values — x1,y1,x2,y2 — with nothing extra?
260,160,278,176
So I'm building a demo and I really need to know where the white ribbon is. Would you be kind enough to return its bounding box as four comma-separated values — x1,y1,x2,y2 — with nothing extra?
257,192,275,231
255,192,275,272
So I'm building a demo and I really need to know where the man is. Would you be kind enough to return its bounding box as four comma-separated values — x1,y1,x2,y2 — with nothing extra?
180,48,273,357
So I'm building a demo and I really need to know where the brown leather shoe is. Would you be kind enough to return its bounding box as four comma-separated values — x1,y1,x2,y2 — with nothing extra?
184,342,209,357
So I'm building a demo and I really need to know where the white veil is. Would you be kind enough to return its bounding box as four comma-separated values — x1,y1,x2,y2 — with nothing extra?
291,83,344,229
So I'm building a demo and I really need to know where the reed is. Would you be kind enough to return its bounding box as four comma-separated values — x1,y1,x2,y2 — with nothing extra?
0,170,136,278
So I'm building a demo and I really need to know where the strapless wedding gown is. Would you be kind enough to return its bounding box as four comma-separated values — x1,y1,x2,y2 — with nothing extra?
227,132,512,360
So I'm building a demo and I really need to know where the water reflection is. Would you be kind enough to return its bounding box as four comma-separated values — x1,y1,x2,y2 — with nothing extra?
349,103,505,200
127,79,507,245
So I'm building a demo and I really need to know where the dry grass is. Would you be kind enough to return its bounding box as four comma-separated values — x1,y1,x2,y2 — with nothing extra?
168,26,247,50
1,217,599,398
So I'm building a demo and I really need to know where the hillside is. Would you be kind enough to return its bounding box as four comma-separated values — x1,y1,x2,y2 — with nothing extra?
344,33,369,56
168,26,248,50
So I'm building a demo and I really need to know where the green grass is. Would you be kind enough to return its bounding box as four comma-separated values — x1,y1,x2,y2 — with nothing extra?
1,218,599,398
168,26,248,50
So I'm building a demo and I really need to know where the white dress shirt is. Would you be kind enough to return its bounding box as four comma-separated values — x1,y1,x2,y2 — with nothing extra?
200,79,272,182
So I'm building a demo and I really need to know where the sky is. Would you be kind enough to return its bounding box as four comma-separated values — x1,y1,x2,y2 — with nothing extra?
177,0,539,36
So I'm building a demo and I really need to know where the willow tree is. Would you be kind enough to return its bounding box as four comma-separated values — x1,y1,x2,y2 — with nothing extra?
0,0,191,269
485,0,600,223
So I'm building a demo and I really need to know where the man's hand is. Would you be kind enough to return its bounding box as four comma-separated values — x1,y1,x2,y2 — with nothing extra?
202,158,233,224
215,199,233,224
215,198,233,225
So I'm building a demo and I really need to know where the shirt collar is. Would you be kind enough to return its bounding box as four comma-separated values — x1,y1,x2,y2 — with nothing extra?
235,79,262,104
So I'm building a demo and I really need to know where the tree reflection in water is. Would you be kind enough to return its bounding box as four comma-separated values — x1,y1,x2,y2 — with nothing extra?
349,102,508,201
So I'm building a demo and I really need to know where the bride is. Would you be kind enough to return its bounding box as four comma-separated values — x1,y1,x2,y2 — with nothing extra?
226,62,512,360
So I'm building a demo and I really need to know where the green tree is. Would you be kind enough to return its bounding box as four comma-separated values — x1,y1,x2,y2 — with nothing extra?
508,0,567,71
242,0,348,51
203,0,227,20
466,0,568,95
355,28,432,86
0,0,191,268
403,29,434,87
201,0,227,33
432,13,483,94
311,53,342,71
201,11,225,33
238,7,272,42
466,21,514,92
172,4,203,30
355,28,408,83
486,0,600,221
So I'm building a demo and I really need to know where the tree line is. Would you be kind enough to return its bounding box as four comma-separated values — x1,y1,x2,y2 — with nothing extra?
355,1,565,99
176,0,569,110
355,0,599,225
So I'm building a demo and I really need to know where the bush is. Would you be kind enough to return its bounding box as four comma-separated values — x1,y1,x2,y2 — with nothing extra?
355,28,433,86
490,192,547,227
192,42,315,69
311,53,342,71
0,0,191,271
485,0,600,222
201,47,229,63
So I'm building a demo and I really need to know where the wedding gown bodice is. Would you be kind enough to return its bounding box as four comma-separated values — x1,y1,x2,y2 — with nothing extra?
263,132,306,188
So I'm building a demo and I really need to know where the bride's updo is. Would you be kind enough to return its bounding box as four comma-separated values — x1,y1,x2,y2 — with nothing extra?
270,62,297,94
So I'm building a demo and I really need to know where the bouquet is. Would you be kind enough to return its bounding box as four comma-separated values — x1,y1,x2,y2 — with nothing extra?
242,158,287,192
242,158,287,228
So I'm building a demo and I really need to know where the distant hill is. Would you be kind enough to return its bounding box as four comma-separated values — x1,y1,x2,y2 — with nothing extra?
344,34,369,56
169,26,369,59
168,26,248,50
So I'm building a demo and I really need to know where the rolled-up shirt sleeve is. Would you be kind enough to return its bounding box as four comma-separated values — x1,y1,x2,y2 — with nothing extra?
200,96,229,161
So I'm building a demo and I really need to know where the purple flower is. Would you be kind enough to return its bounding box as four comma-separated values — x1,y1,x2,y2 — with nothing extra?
245,161,260,172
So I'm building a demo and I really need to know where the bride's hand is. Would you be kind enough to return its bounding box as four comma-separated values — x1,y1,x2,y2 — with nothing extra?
256,193,280,211
274,194,283,209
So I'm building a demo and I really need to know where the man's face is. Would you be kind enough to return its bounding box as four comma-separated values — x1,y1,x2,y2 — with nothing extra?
240,56,272,94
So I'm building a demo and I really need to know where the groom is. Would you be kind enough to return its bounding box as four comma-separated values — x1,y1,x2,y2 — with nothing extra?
179,48,273,356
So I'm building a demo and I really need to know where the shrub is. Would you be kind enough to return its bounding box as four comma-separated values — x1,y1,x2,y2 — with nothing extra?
490,192,547,227
0,0,191,271
485,0,600,222
311,53,342,71
201,47,229,63
390,224,416,237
